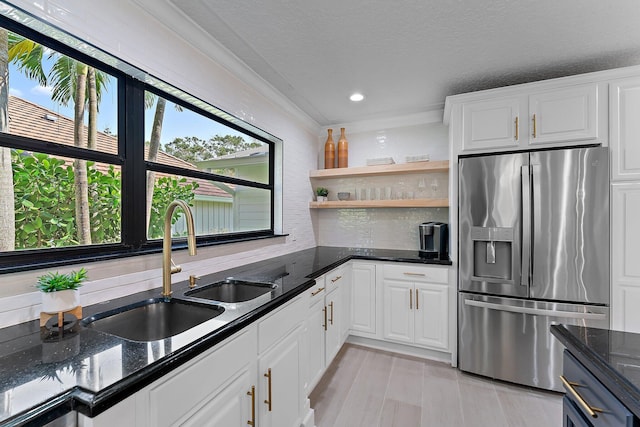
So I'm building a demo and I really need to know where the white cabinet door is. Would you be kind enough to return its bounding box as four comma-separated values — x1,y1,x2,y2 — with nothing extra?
462,97,523,152
529,84,598,146
351,263,376,335
259,326,303,427
382,279,413,344
610,77,640,181
181,370,254,427
305,300,326,394
612,184,640,332
325,286,342,364
340,265,352,342
414,282,449,350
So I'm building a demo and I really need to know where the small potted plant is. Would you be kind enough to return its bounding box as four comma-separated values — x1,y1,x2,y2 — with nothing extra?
316,187,329,202
37,268,87,313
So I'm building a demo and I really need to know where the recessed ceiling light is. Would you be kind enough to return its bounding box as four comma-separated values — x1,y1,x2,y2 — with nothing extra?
349,93,365,102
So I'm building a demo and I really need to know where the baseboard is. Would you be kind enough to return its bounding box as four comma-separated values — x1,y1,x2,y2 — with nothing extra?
345,335,451,364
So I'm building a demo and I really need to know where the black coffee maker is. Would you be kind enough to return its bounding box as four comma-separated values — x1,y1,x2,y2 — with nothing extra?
419,222,448,259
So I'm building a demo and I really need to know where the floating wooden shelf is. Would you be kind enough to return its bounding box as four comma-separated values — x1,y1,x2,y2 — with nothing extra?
309,198,449,209
309,160,449,179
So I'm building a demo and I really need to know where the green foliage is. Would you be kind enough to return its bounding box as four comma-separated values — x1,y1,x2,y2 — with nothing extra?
12,150,76,249
36,268,87,292
316,187,329,196
11,150,198,249
147,176,199,239
163,134,263,163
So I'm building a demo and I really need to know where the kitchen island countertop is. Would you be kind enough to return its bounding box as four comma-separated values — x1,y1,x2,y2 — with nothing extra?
0,246,451,425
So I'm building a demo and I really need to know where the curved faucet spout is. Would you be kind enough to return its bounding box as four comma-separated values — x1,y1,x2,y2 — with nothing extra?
162,200,197,298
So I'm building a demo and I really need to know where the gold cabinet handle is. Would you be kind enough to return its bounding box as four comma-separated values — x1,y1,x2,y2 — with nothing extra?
311,287,325,296
515,116,519,140
264,368,272,412
246,386,256,426
409,288,413,309
331,275,343,283
559,375,603,418
329,301,334,325
323,306,327,331
532,114,537,138
415,289,419,310
403,272,426,277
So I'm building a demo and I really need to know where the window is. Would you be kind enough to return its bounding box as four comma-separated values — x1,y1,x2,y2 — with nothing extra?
0,8,281,273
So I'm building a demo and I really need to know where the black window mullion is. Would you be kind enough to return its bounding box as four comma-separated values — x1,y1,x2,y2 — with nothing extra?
146,161,273,191
120,77,147,249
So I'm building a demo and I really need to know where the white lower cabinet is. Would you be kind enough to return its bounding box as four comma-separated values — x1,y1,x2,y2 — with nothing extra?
258,325,304,427
80,296,307,427
351,262,376,337
324,286,342,363
382,264,449,351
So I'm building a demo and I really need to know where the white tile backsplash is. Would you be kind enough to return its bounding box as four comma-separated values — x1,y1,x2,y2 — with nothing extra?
316,207,449,250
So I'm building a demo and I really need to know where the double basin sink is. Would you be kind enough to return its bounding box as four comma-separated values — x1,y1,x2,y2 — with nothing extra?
82,279,278,342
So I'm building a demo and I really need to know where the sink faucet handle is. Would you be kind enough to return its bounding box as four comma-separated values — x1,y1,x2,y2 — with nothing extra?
189,275,200,288
170,258,182,275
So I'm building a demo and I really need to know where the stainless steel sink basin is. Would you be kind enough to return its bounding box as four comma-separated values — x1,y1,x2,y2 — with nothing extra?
82,298,225,342
184,279,277,303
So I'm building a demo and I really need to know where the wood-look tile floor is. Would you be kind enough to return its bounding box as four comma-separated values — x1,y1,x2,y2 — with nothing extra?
309,344,563,427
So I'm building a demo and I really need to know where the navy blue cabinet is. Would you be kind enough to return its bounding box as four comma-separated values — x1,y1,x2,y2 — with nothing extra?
562,351,638,427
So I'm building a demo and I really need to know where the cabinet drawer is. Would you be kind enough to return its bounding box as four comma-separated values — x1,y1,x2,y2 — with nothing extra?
562,351,635,427
258,295,305,353
325,266,347,293
308,276,326,307
383,264,448,284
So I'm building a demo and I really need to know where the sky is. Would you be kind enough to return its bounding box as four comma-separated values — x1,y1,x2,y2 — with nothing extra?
7,59,244,145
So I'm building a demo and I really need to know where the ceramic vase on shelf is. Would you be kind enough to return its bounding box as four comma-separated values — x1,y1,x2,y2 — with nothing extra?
337,127,348,168
324,129,335,169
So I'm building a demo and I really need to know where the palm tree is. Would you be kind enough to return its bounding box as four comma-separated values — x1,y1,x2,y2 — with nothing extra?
0,29,14,251
8,34,110,245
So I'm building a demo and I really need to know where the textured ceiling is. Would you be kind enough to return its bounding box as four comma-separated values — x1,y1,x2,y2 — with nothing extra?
150,0,640,125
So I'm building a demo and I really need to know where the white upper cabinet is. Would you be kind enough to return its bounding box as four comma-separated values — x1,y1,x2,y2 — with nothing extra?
529,84,598,145
457,83,603,154
462,97,524,151
610,77,640,181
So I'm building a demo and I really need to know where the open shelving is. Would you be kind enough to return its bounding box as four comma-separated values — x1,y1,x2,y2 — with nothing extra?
309,160,450,209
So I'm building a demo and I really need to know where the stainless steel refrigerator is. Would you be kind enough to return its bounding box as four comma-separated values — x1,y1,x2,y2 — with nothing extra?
458,146,610,392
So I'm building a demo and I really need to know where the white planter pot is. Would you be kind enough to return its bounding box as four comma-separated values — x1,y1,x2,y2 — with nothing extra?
317,196,327,202
41,289,80,314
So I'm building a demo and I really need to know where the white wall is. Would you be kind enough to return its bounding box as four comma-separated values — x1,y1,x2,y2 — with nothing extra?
314,111,450,250
0,1,319,323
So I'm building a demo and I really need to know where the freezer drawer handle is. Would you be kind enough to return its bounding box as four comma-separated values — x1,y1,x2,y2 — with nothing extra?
560,376,603,418
463,299,607,320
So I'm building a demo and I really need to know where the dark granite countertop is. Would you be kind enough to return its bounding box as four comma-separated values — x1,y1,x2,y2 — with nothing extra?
551,324,640,419
0,246,450,425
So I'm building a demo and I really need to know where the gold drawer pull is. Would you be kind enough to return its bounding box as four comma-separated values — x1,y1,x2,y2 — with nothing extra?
311,287,325,296
264,368,272,411
331,275,343,283
532,113,537,138
246,386,256,426
403,272,426,277
559,375,603,418
515,116,519,140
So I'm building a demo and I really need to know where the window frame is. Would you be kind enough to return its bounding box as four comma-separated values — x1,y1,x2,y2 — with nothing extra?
0,12,280,274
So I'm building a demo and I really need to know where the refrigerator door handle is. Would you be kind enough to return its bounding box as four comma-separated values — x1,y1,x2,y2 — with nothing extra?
521,165,531,287
531,163,542,287
464,299,607,320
